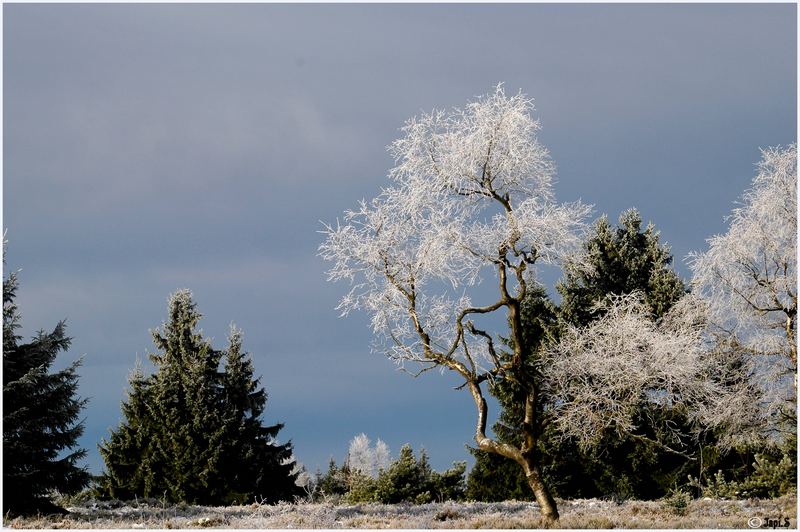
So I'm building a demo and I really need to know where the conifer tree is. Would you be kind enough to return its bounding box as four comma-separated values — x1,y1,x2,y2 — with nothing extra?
465,450,533,502
371,444,465,503
558,209,686,326
548,209,692,498
312,459,350,501
468,210,694,500
96,365,151,501
217,326,300,504
99,290,300,504
3,268,89,515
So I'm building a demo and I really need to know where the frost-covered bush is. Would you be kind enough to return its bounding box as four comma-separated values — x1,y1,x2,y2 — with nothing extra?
545,293,755,449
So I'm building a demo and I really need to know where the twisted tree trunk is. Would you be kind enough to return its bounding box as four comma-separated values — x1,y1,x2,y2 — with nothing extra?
465,378,559,522
522,456,559,521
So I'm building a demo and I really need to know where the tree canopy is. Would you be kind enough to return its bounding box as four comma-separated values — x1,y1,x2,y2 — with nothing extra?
558,209,686,326
690,144,797,439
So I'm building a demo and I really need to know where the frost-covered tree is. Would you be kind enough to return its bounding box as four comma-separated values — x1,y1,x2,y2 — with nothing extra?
374,439,391,473
99,290,300,504
690,144,797,433
321,85,591,520
3,267,89,516
544,293,759,452
347,433,391,478
347,433,374,477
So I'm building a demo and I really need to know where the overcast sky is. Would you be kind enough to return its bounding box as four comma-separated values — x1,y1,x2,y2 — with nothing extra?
4,4,796,476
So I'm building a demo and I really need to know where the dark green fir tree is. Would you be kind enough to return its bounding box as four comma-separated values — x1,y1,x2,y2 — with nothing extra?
466,450,533,502
467,210,697,500
3,269,89,516
98,289,300,504
549,209,692,499
557,209,685,327
216,326,300,504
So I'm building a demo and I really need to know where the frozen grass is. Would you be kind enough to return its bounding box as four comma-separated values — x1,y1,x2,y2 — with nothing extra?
5,494,796,529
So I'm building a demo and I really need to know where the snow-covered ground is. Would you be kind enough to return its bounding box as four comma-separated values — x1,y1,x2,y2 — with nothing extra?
5,495,796,529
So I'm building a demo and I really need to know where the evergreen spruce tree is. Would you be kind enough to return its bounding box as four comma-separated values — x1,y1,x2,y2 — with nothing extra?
549,209,692,499
99,289,300,504
96,364,152,501
467,210,698,500
557,209,685,326
217,326,300,504
148,291,227,503
3,269,89,516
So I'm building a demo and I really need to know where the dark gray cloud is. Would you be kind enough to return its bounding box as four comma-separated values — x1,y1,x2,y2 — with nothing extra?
4,4,795,473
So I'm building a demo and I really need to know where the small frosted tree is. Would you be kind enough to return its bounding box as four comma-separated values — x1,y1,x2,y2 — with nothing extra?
347,433,391,478
374,439,391,473
321,85,591,520
690,144,797,435
544,293,759,453
347,434,374,477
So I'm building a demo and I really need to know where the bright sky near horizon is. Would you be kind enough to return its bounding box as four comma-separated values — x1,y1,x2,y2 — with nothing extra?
4,3,796,476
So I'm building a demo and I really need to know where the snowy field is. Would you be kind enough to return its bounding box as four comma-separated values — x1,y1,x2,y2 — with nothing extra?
5,495,796,529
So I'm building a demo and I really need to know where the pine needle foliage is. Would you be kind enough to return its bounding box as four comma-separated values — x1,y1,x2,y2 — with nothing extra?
557,209,685,327
98,290,300,505
3,269,90,516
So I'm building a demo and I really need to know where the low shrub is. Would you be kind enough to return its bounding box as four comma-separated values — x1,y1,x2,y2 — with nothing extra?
313,443,466,504
661,488,691,516
689,439,797,500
